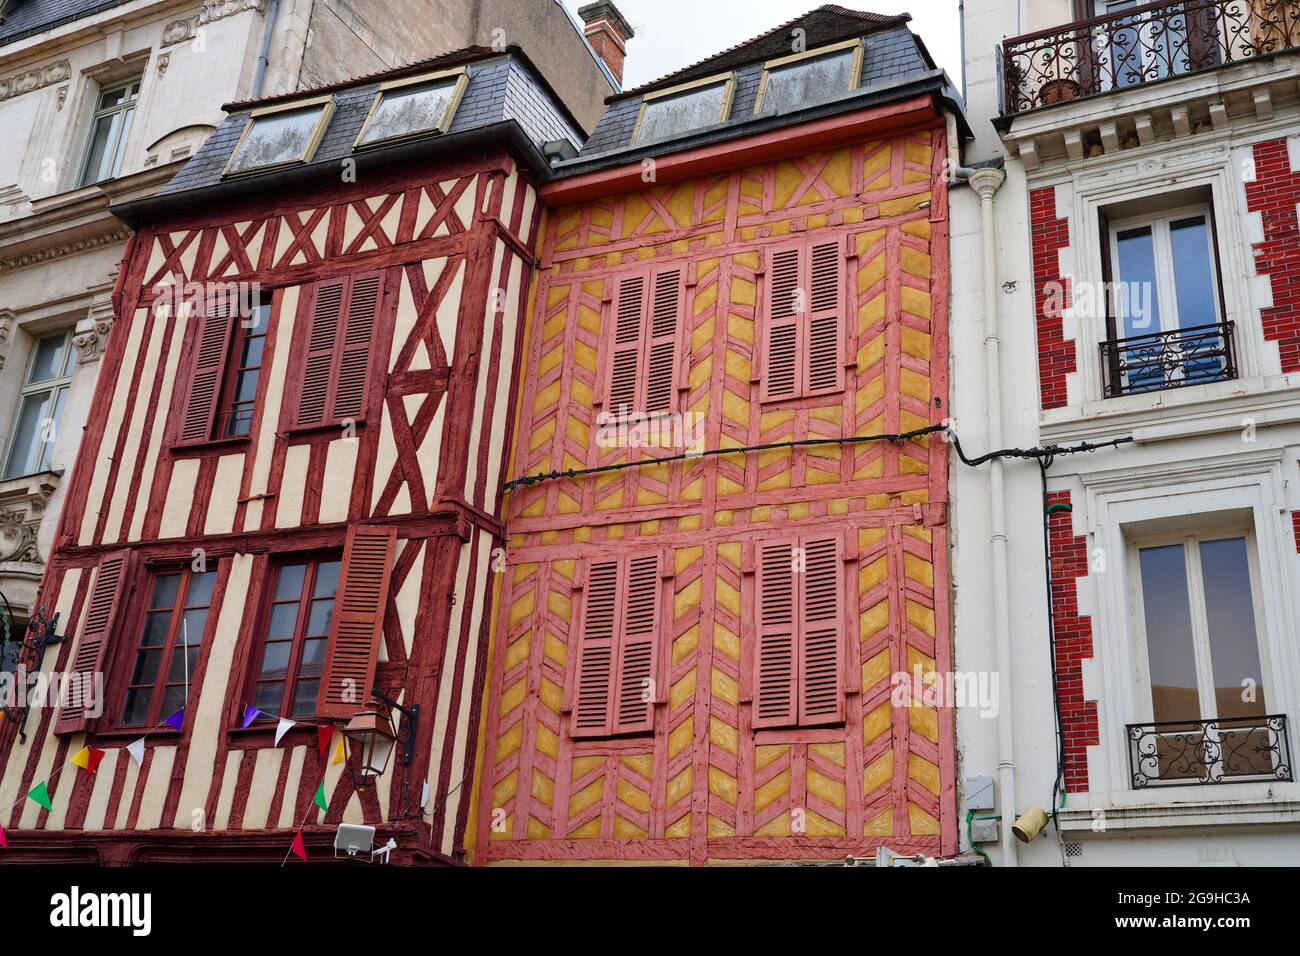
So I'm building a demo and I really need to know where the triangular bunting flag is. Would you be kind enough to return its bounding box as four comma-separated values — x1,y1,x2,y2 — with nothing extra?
241,705,260,729
274,717,295,747
71,746,106,775
0,822,6,848
332,739,345,765
127,738,146,766
317,725,332,760
290,831,307,862
27,781,52,812
164,708,185,732
314,782,328,814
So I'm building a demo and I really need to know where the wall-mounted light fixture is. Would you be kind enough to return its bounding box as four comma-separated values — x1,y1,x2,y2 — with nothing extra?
342,690,419,787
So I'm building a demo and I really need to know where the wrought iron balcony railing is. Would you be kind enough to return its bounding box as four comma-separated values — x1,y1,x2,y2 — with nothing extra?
1001,0,1300,116
1127,714,1293,787
1100,320,1236,397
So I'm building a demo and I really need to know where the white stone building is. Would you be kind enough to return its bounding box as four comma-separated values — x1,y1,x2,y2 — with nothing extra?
0,0,615,642
952,0,1300,865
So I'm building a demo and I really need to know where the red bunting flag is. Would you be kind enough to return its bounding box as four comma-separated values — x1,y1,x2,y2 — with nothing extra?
317,726,332,761
71,746,106,775
0,822,7,849
290,831,307,862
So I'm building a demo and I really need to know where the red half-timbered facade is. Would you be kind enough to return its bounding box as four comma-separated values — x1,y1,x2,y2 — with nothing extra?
0,47,579,864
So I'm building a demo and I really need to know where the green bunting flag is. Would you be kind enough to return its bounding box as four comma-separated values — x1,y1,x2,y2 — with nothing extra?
314,782,328,814
27,781,52,812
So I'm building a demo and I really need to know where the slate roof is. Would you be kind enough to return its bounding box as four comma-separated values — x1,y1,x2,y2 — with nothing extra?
0,0,133,46
154,46,584,199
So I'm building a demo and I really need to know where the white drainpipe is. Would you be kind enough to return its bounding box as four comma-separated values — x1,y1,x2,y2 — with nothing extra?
966,166,1014,865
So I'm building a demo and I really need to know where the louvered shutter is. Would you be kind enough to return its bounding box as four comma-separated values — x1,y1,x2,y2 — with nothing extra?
798,536,843,724
753,540,797,728
316,525,396,718
178,294,234,444
606,275,645,417
612,553,659,734
331,273,382,421
761,246,801,401
297,279,344,428
805,240,843,394
54,551,133,734
644,269,681,415
572,559,618,737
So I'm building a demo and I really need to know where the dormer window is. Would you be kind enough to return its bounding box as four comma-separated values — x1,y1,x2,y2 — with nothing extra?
755,39,864,116
354,69,468,148
631,74,735,145
224,96,333,177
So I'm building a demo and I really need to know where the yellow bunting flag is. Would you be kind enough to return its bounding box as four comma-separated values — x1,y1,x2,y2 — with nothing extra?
332,739,345,765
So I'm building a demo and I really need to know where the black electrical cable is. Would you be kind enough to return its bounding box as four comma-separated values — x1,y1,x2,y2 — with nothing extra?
1039,458,1067,830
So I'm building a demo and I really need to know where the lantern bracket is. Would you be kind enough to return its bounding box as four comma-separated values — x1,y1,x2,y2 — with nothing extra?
372,688,419,766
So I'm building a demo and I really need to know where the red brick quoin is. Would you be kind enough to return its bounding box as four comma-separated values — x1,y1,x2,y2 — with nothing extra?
1031,186,1074,410
1047,491,1098,793
1245,138,1300,372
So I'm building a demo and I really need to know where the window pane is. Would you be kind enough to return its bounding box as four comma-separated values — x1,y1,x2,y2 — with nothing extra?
1115,226,1161,337
267,603,299,639
359,79,458,145
759,48,857,116
275,564,306,601
300,637,328,674
3,391,51,478
1139,544,1200,722
186,570,217,607
179,608,209,646
81,110,123,185
254,681,283,713
150,573,181,609
307,599,333,637
239,332,265,370
228,106,327,174
160,683,186,717
258,640,292,679
27,335,67,383
290,678,319,717
1199,537,1266,719
139,611,171,648
129,649,163,687
1169,216,1218,328
639,84,727,142
167,644,202,683
122,687,152,726
313,561,341,599
37,387,68,472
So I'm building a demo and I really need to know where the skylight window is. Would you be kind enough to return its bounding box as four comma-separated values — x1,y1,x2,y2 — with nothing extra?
755,40,865,116
355,70,468,148
632,75,735,145
224,97,333,176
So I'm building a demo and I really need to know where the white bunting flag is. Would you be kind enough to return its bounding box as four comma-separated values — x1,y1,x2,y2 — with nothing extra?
274,717,296,747
126,737,146,766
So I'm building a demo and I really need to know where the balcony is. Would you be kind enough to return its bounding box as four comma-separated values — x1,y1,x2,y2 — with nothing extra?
1127,714,1293,787
1001,0,1300,116
1099,320,1237,397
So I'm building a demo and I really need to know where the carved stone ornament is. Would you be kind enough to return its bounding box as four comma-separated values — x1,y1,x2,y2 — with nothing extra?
0,60,71,103
162,0,265,47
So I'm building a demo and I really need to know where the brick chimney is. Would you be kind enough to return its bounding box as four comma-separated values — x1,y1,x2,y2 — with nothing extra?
578,1,634,88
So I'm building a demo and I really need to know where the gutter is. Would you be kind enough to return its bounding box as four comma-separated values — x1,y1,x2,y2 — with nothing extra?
110,120,555,231
251,0,280,98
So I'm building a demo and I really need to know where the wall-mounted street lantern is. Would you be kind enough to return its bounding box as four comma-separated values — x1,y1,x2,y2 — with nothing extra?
342,690,418,787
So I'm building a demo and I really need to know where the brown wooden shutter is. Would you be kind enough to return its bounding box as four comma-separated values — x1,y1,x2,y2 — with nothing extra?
178,294,234,444
572,558,619,737
331,273,382,421
805,240,843,394
607,275,645,417
761,246,801,401
644,269,681,415
316,525,396,718
54,551,133,734
753,539,796,728
798,535,843,724
612,553,658,734
297,279,344,428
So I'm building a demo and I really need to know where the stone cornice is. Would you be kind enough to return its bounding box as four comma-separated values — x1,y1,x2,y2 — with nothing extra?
161,0,263,47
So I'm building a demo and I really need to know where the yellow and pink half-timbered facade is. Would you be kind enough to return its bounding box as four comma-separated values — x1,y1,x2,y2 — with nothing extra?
0,46,578,864
469,8,970,864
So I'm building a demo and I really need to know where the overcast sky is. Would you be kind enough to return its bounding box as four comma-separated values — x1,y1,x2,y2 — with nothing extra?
561,0,964,93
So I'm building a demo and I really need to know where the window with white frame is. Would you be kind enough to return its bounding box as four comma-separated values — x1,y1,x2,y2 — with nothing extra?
1102,202,1231,395
633,75,734,144
1129,527,1282,785
224,98,333,176
754,40,863,116
78,76,141,186
3,329,76,479
354,70,467,148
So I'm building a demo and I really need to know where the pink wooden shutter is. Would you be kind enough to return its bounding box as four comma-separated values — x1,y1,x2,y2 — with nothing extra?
798,535,843,724
760,246,801,402
572,559,619,737
316,525,396,718
331,273,382,422
54,551,133,734
805,239,843,394
753,539,796,728
612,553,659,734
644,269,681,415
297,279,344,428
178,294,233,444
607,274,646,417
